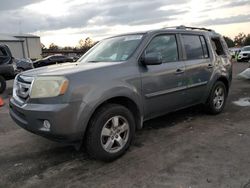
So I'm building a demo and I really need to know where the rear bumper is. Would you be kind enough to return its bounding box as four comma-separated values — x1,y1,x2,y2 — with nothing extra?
9,97,87,143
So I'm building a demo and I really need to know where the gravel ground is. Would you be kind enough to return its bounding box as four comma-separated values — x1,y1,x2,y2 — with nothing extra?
0,62,250,188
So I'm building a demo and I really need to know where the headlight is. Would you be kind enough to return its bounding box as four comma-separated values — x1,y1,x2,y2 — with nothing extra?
30,76,69,98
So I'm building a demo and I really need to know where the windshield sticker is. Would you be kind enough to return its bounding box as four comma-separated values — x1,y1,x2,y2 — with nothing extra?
121,55,129,60
124,35,142,41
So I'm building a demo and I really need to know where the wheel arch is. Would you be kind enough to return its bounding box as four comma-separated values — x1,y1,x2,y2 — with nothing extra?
203,74,230,104
216,76,229,94
80,95,143,141
92,96,142,128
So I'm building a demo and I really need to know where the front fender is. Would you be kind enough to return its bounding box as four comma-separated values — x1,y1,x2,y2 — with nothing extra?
74,84,143,137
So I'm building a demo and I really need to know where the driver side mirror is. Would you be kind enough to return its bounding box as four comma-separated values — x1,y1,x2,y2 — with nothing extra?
141,52,162,65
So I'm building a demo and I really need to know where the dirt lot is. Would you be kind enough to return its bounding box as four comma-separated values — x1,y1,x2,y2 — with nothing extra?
0,63,250,188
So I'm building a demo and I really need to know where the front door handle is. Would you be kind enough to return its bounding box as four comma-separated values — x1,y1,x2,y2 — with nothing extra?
175,68,185,74
207,64,213,69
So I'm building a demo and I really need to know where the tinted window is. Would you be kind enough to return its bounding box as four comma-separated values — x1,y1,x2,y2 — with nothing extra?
145,35,178,63
47,56,55,60
0,49,4,56
0,48,7,56
211,38,225,56
182,35,205,60
242,46,250,51
200,36,209,58
58,56,65,59
51,56,61,60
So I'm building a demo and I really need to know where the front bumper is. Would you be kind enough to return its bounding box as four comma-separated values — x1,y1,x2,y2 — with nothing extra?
238,54,250,61
9,97,86,143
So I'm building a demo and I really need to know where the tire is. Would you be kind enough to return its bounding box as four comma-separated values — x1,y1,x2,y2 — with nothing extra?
85,104,135,161
0,75,7,94
205,81,227,114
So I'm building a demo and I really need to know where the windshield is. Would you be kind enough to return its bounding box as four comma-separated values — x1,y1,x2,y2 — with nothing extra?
78,35,143,63
242,46,250,51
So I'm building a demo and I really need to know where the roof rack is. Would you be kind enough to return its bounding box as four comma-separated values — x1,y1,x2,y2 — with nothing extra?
162,25,214,32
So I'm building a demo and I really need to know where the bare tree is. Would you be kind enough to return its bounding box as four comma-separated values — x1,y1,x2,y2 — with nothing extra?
234,33,246,46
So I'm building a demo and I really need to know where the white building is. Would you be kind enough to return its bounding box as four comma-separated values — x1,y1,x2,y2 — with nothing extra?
0,34,42,60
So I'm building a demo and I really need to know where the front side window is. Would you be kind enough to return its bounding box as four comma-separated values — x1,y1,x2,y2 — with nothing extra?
46,56,54,60
144,35,178,63
182,35,205,60
78,35,143,63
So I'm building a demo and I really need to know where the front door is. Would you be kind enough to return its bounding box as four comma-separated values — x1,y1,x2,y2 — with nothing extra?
140,34,187,119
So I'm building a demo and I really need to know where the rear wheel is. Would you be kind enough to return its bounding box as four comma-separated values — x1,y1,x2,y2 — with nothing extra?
205,81,227,114
85,104,135,161
0,76,6,94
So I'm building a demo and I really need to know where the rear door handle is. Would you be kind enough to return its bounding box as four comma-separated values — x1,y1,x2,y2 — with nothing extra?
175,68,185,74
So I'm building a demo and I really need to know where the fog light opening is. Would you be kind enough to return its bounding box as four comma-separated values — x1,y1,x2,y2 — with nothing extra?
40,120,51,132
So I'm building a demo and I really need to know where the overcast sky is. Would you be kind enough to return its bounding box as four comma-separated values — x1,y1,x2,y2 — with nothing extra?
0,0,249,47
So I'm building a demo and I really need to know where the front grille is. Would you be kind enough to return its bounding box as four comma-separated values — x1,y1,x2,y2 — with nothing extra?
13,75,34,104
243,53,248,56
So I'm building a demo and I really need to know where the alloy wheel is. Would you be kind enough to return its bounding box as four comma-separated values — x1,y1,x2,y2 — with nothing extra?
213,86,225,110
100,116,130,153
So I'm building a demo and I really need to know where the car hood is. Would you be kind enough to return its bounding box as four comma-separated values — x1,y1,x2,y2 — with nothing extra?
21,62,122,77
240,51,250,54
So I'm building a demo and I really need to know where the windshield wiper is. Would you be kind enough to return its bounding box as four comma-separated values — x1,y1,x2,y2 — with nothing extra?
87,60,100,63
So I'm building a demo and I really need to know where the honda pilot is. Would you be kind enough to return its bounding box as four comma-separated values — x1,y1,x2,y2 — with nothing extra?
9,26,232,161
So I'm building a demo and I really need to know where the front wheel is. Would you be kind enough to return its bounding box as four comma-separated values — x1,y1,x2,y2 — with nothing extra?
0,76,7,94
205,81,227,114
85,104,135,161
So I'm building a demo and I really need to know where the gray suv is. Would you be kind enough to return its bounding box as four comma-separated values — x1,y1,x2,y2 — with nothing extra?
9,26,232,161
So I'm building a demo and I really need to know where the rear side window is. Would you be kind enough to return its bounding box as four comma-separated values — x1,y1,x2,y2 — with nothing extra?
58,56,65,59
200,36,209,58
182,35,209,60
145,35,178,63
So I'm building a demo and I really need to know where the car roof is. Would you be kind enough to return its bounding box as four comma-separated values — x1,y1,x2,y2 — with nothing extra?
107,26,221,39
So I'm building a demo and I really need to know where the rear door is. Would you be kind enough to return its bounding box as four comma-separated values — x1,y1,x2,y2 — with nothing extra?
180,34,213,105
140,34,187,119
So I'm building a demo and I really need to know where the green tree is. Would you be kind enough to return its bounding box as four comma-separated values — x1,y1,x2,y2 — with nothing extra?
243,34,250,46
223,36,235,47
234,33,246,46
